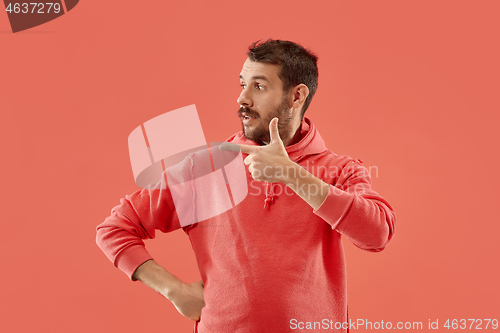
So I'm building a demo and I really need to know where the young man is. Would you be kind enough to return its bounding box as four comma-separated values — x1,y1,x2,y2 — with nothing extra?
96,39,396,332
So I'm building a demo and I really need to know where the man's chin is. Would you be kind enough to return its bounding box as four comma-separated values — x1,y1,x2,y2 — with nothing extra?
241,121,269,144
242,130,255,142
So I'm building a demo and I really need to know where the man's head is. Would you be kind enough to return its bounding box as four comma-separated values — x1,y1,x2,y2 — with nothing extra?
237,39,318,146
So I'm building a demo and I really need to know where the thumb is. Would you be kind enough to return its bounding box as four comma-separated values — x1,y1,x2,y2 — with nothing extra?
269,117,282,144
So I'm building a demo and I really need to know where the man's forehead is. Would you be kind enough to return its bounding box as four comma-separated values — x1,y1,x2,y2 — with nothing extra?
239,58,280,82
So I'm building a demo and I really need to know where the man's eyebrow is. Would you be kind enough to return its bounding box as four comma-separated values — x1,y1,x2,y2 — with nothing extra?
239,74,270,82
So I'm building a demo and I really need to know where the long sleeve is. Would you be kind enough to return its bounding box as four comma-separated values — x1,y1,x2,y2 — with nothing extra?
313,159,396,252
96,173,181,279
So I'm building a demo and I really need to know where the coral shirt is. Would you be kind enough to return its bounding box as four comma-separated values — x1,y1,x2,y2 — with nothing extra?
96,117,396,332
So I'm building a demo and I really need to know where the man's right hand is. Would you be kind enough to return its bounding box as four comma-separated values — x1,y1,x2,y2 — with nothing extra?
133,260,205,322
168,280,205,321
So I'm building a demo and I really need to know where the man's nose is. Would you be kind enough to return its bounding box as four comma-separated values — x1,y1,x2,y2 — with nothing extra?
237,88,253,107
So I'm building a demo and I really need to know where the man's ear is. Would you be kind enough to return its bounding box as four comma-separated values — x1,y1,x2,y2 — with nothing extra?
291,84,310,111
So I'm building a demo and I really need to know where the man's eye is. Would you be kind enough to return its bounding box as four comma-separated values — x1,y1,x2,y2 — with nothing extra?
240,84,246,89
257,84,264,90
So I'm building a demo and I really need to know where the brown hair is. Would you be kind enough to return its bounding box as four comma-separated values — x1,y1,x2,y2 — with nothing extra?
247,39,318,117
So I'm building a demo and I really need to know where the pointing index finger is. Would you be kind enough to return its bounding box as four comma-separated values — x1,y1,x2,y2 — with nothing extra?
218,142,257,155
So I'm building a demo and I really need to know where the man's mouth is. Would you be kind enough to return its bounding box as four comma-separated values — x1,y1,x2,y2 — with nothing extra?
241,114,257,124
238,108,259,121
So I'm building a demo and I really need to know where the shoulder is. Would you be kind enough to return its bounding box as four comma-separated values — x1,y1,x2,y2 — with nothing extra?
308,149,359,168
302,149,369,184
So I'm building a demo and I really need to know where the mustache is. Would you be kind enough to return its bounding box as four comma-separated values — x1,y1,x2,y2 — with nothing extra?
237,107,260,118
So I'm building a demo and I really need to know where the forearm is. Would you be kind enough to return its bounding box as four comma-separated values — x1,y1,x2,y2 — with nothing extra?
332,194,395,251
282,162,330,210
132,259,182,301
132,259,205,321
283,160,396,251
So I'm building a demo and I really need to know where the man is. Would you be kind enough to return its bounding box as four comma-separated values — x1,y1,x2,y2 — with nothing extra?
96,39,396,332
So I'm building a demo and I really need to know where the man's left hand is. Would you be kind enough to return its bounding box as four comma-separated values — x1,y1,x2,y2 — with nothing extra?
221,117,294,183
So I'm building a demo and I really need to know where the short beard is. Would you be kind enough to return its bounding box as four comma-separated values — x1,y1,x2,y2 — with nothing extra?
238,96,293,146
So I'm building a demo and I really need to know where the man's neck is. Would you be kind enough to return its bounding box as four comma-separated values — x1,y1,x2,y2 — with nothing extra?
283,119,303,147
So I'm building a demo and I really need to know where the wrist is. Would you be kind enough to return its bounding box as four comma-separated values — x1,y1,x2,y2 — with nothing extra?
165,279,184,302
282,161,306,185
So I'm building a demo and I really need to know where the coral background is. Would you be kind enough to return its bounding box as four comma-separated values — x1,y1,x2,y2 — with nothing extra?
1,1,499,332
